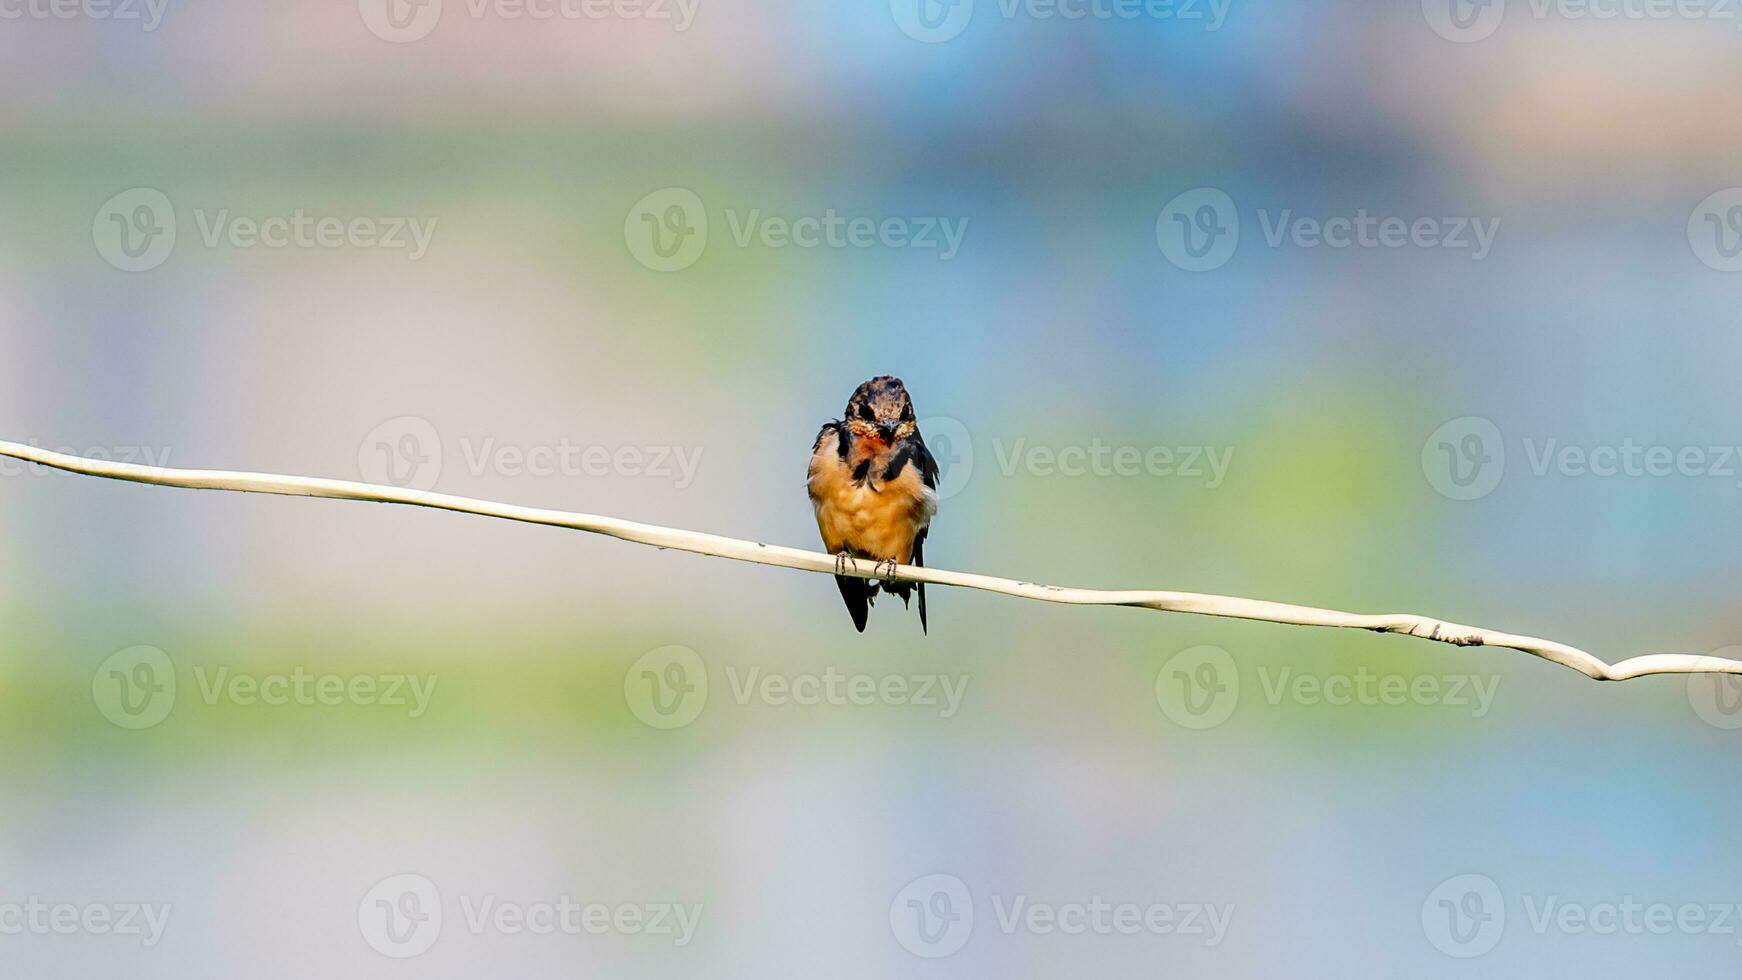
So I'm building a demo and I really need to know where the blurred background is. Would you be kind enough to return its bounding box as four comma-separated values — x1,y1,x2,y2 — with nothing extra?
4,0,1742,975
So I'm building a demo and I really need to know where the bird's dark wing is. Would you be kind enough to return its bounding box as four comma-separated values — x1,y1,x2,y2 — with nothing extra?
912,433,940,490
881,432,940,486
913,528,928,635
834,573,870,632
912,434,937,634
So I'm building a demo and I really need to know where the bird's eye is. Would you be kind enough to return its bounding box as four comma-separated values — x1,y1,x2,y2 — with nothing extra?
858,405,876,422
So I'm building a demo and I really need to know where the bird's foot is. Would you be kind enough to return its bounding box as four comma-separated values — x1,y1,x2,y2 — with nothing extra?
875,557,900,583
834,551,854,576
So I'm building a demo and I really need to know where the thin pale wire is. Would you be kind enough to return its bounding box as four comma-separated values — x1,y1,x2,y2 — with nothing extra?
3,438,1736,682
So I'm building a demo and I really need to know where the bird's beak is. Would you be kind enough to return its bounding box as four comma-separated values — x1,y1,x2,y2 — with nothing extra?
878,422,899,442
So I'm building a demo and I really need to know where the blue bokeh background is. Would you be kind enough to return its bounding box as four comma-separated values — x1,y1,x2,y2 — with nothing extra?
4,0,1742,975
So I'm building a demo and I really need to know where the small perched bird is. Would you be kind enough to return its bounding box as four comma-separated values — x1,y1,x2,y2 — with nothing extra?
807,376,939,633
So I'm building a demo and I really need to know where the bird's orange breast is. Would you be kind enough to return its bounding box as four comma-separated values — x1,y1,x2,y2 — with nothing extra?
807,428,936,564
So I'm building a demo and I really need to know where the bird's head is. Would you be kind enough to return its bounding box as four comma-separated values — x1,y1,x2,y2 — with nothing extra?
844,375,917,445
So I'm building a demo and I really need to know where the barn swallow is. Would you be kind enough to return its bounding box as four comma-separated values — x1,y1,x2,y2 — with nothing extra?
807,376,940,633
